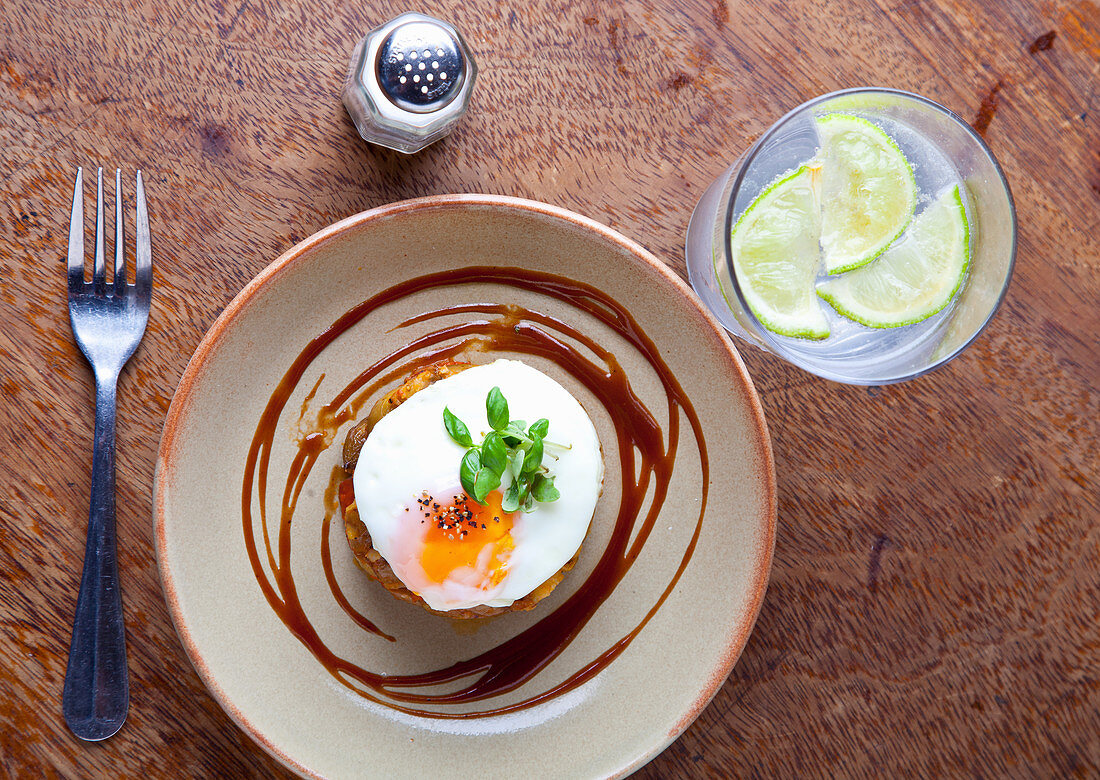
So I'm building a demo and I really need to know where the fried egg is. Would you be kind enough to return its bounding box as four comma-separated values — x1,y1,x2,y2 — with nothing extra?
351,359,603,612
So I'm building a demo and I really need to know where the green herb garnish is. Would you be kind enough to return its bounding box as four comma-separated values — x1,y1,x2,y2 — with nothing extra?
443,387,561,511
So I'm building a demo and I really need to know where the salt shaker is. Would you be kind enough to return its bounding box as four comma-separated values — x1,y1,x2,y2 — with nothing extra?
342,12,477,154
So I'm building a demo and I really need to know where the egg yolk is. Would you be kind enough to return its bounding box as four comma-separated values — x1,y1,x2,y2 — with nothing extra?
413,491,515,588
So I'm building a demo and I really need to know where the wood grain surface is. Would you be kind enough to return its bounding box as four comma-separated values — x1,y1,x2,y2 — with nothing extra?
1,0,1097,776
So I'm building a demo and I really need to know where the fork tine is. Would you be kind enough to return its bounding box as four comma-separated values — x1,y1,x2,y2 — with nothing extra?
93,167,106,295
114,169,126,289
134,170,151,299
68,168,85,295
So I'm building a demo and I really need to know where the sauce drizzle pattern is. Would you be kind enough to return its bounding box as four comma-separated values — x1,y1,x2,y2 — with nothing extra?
241,267,709,718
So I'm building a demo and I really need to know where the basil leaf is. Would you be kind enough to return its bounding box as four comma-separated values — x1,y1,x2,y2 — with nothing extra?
523,493,536,513
481,432,508,475
523,435,544,475
502,420,527,447
502,481,521,513
528,418,549,439
531,474,560,503
460,449,481,500
443,407,474,447
486,387,509,430
510,448,526,479
473,467,500,503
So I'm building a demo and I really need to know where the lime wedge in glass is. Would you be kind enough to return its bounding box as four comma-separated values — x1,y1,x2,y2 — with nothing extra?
818,185,970,328
726,164,830,340
816,113,917,274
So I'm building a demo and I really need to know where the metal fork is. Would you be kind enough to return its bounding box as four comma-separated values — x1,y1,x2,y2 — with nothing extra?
62,167,151,741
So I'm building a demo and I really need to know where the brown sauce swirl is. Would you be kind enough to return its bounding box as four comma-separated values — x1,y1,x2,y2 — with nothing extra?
242,266,708,718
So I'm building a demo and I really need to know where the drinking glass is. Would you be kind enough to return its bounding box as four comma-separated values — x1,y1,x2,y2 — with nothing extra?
685,88,1016,385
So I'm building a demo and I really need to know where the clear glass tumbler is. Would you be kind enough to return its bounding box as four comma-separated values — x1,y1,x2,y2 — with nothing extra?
685,88,1016,385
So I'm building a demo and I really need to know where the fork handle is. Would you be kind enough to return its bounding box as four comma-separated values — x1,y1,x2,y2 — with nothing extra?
63,372,129,741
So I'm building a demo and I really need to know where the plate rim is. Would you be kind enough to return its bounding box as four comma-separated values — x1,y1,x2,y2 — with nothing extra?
153,194,777,778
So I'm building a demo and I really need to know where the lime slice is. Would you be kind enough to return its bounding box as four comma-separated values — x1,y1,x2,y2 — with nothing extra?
727,164,830,340
817,185,970,328
816,114,917,274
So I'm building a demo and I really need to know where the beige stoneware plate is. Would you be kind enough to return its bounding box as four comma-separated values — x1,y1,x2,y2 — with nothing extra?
154,196,776,779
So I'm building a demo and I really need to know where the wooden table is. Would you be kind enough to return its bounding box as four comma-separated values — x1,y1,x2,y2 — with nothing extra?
2,0,1097,776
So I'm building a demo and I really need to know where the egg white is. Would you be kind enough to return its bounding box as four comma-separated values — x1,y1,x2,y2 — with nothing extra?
351,359,604,611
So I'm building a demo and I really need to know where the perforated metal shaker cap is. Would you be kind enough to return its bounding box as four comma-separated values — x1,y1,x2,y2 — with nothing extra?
342,12,477,154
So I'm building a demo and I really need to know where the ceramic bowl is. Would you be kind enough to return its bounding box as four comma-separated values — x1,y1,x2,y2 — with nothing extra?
154,195,776,778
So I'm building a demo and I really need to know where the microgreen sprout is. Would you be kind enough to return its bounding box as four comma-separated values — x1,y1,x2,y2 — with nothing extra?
442,387,563,511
